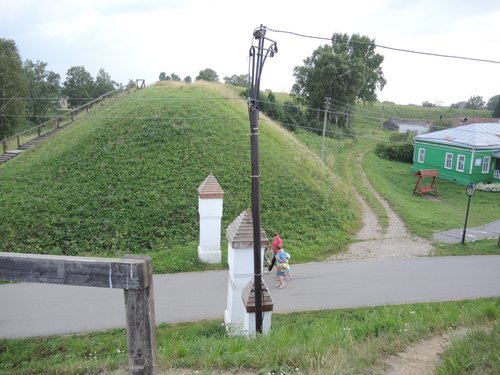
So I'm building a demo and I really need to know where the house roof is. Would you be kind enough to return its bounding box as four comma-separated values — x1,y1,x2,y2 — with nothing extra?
415,122,500,149
384,117,432,129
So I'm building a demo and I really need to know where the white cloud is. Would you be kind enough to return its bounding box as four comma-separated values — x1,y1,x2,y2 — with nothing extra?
1,0,499,105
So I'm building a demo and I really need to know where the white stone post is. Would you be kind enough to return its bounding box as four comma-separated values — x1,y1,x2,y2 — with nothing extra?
224,209,269,335
197,174,224,264
242,279,273,336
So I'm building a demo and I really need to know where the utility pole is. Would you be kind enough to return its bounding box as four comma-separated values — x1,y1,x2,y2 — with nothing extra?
320,97,331,162
247,25,277,333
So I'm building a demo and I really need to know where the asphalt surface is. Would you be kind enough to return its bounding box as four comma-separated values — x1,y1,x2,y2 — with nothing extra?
433,219,500,243
1,255,500,339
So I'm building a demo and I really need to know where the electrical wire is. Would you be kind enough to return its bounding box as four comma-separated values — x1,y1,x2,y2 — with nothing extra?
266,28,500,65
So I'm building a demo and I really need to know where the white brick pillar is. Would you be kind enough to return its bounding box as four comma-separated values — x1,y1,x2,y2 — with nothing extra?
224,209,269,335
242,279,273,336
197,174,224,264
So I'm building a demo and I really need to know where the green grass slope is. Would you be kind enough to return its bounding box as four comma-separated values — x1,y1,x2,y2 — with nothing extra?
0,82,356,272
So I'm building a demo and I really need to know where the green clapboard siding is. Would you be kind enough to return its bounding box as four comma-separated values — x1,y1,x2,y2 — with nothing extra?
412,141,497,185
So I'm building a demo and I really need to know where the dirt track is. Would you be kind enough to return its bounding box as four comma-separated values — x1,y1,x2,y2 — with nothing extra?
330,165,433,262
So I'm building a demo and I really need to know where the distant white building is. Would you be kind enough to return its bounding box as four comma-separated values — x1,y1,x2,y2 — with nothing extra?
383,118,432,135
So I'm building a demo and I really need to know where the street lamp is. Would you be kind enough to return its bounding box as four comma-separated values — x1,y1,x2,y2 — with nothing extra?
461,183,476,244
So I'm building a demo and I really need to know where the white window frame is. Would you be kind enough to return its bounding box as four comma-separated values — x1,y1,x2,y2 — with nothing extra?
418,148,425,163
445,153,453,169
482,156,491,173
456,154,465,172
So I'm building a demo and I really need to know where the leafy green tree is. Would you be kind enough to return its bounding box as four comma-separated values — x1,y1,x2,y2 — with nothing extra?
0,38,28,139
486,95,500,111
223,74,247,87
159,72,166,81
169,73,181,81
464,95,485,109
184,76,192,83
292,33,385,133
93,68,117,98
23,59,61,122
195,68,219,82
493,100,500,118
63,66,94,107
422,101,435,107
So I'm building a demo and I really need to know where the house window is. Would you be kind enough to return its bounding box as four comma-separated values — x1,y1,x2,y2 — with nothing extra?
445,153,453,169
418,148,425,163
482,156,491,173
457,155,465,172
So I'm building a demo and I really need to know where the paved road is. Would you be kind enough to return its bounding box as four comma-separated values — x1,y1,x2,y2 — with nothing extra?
433,220,500,243
1,255,500,339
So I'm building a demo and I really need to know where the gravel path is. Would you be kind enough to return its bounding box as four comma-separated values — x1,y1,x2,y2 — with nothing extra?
327,158,460,375
330,164,433,261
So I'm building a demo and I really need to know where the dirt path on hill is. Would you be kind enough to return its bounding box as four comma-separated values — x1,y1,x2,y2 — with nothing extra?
330,154,434,262
328,152,467,375
382,328,468,375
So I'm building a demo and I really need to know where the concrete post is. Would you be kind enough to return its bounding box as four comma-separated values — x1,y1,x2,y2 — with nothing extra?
242,279,273,336
197,174,224,263
224,209,269,334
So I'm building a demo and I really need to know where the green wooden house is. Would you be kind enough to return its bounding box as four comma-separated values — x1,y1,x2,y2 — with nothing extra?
411,122,500,185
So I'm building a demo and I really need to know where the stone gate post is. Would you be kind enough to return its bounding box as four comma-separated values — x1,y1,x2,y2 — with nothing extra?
197,174,224,264
224,209,269,334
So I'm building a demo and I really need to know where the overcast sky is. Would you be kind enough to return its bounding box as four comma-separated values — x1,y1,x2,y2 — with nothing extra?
1,0,499,106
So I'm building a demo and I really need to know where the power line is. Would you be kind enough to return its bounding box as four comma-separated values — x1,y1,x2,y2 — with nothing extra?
266,28,500,65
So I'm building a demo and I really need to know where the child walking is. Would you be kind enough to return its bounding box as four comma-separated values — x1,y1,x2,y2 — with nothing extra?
284,251,292,280
275,245,288,289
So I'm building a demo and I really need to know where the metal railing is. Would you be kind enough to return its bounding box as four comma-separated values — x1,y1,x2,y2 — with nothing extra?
1,88,126,154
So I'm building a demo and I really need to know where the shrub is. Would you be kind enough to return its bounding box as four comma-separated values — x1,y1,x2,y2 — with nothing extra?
375,142,414,163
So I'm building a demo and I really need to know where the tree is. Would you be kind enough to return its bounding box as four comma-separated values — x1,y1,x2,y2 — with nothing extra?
169,73,181,81
0,38,28,139
159,72,166,81
464,95,485,110
223,74,248,87
493,99,500,118
195,68,219,82
291,33,385,132
93,68,117,98
63,66,94,107
422,101,435,107
183,76,192,84
23,59,61,122
486,95,500,111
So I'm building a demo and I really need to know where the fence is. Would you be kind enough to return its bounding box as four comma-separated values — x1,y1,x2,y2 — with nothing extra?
1,88,127,154
0,252,156,375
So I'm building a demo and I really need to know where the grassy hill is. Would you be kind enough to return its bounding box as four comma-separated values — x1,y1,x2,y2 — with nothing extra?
0,82,356,272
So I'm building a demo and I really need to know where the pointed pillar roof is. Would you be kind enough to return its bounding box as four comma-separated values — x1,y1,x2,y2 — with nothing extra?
198,173,224,199
242,279,273,312
226,209,269,249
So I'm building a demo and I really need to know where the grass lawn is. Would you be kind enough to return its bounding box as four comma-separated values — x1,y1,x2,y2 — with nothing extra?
0,82,356,273
362,151,500,237
1,298,498,374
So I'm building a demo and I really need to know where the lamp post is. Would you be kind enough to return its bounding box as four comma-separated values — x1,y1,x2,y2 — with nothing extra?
461,183,476,244
248,25,277,333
